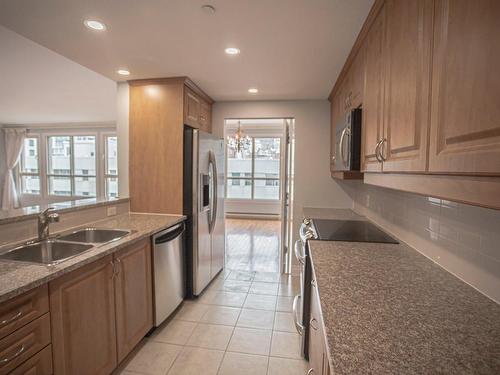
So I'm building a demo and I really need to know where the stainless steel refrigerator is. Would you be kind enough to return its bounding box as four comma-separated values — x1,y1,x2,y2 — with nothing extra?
183,127,225,297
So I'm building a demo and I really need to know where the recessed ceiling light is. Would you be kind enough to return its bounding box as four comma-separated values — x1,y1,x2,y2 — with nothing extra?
84,20,106,31
248,88,258,94
201,5,216,14
225,47,240,55
117,69,130,76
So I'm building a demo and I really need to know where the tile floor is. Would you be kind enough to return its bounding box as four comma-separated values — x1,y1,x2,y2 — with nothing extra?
119,270,307,375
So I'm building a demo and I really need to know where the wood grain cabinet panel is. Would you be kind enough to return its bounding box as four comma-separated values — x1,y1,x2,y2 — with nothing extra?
184,87,201,128
9,344,53,375
114,239,153,362
0,314,51,375
429,0,500,175
0,285,48,340
307,280,330,375
381,0,433,172
361,3,386,172
199,99,212,133
49,255,117,375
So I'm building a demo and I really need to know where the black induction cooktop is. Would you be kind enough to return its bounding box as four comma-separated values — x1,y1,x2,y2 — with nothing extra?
311,219,399,244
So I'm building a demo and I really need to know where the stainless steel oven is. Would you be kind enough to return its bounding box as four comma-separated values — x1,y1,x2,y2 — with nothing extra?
333,108,362,171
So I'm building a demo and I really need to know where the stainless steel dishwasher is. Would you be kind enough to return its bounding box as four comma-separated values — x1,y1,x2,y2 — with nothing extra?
152,222,185,326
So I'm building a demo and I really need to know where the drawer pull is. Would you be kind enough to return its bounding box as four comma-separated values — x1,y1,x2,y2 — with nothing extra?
0,344,25,365
310,317,318,331
0,310,23,326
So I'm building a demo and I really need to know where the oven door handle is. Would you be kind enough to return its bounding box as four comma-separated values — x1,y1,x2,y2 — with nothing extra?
292,294,304,335
294,240,305,265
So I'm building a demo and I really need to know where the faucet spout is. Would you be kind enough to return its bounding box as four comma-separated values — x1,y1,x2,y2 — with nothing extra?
38,207,60,241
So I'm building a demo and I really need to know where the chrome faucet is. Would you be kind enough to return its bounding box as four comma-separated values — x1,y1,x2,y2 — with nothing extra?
38,208,60,241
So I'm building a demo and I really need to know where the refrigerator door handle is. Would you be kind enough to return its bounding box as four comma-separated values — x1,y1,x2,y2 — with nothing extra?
208,150,218,234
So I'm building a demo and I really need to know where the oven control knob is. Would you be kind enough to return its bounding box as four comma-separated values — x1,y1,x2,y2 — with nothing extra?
303,218,311,225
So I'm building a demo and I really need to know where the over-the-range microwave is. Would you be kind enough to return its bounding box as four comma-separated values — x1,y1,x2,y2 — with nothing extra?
333,108,362,171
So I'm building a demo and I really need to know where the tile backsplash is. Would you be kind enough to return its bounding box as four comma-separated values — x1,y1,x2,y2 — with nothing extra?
343,182,500,304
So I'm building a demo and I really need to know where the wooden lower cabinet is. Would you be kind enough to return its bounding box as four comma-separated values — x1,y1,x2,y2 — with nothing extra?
49,239,154,375
9,344,53,375
114,239,153,362
308,280,330,375
49,255,117,375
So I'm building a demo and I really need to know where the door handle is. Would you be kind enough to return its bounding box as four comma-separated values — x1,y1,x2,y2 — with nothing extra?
374,139,383,162
379,138,387,161
208,151,218,234
292,294,304,335
294,240,305,265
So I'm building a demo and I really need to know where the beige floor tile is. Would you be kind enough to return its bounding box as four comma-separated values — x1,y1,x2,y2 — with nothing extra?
174,302,210,322
217,280,251,293
267,357,309,375
197,290,218,305
200,305,241,326
226,271,255,282
277,282,299,297
253,272,281,283
150,320,197,345
227,327,272,356
270,331,302,359
186,323,234,350
273,312,296,333
125,341,181,375
210,291,247,307
218,352,269,375
237,309,275,330
243,294,277,311
167,347,224,375
276,296,294,312
249,281,279,296
205,278,225,293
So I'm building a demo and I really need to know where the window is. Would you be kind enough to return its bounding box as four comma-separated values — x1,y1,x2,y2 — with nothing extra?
19,137,41,195
105,136,119,198
47,136,97,197
17,130,117,201
226,137,281,200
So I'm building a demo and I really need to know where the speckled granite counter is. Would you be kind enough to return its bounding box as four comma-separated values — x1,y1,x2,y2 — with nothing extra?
308,240,500,374
0,213,185,303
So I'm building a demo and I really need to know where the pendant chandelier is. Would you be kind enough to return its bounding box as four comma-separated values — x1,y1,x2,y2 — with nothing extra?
227,121,251,153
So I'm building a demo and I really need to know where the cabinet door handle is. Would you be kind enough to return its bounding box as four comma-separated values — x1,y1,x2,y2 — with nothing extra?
379,138,387,162
307,369,315,375
310,317,319,331
0,310,23,327
374,139,383,162
0,344,25,365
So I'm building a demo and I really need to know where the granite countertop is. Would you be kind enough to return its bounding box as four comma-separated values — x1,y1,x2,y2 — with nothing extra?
302,207,365,221
0,212,185,303
308,239,500,374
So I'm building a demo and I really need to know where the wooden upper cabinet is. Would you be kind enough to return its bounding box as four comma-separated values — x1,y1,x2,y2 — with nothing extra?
429,0,500,175
381,0,434,172
199,99,212,133
114,239,153,362
349,46,366,109
184,87,201,128
361,3,385,172
330,92,341,171
50,255,117,375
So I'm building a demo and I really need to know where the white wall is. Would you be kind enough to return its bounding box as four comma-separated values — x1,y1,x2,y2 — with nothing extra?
0,25,116,124
116,83,130,198
212,100,353,242
340,181,500,303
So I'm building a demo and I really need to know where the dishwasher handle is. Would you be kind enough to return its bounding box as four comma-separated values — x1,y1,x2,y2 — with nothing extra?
154,223,185,244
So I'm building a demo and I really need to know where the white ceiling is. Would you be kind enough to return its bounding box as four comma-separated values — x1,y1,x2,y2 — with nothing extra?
0,25,117,124
0,0,373,101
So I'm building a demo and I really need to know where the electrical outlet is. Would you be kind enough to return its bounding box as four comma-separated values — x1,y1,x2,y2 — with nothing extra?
107,206,117,216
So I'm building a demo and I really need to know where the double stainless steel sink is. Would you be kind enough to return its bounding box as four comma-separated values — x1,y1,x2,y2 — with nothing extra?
0,228,131,266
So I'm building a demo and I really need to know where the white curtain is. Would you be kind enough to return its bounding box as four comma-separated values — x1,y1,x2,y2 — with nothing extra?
2,128,26,210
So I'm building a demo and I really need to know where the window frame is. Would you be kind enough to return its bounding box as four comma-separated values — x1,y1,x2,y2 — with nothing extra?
18,134,42,196
16,127,117,204
225,136,282,201
103,133,119,199
46,134,98,198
